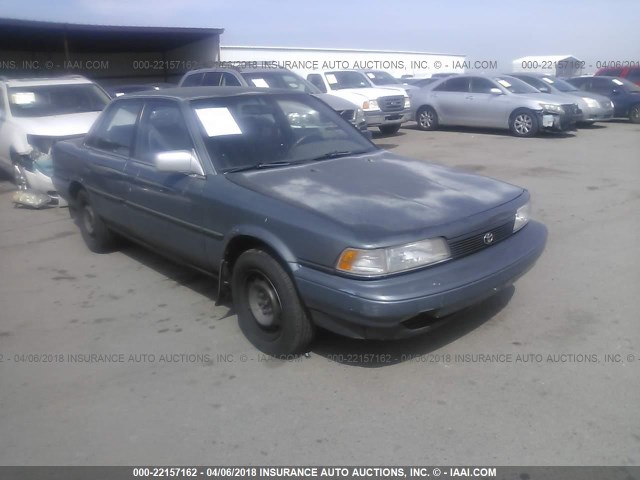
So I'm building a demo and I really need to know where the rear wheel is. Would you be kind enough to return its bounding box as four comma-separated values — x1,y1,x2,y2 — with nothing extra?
416,106,439,131
76,189,117,253
509,109,539,137
378,123,401,135
232,249,314,356
629,104,640,124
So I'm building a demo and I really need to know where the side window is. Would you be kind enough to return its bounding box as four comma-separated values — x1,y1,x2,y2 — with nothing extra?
86,100,142,157
307,74,327,93
221,73,242,86
202,72,223,86
434,77,469,92
568,78,586,90
470,77,497,94
592,77,613,92
135,100,195,163
181,73,203,87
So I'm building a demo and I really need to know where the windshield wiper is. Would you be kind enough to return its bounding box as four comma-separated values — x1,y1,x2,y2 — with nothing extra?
309,150,370,162
224,161,293,174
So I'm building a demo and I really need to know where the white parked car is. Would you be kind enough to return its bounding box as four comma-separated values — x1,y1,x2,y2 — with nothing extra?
0,75,110,205
305,70,411,134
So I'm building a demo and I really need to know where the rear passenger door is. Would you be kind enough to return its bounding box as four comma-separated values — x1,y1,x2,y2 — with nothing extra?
83,100,143,227
431,77,471,125
125,99,209,267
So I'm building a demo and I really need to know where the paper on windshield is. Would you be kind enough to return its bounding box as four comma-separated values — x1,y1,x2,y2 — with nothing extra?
11,92,36,105
195,108,242,137
496,79,512,88
366,72,375,79
542,77,554,84
326,74,338,84
612,79,624,85
249,78,269,88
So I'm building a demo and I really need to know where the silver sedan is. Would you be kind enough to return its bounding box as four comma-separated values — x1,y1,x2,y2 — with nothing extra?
411,74,580,137
509,73,614,125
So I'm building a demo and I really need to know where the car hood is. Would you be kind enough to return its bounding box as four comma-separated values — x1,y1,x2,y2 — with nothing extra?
334,87,408,100
226,150,524,241
314,93,359,111
518,92,577,105
12,112,100,137
562,90,611,104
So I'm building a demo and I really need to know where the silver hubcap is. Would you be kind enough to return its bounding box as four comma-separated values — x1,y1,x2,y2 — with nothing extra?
514,114,533,134
246,273,281,329
83,205,96,236
419,110,434,128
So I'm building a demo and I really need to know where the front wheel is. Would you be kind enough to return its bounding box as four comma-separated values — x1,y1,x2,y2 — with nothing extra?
629,104,640,124
378,124,401,135
76,189,117,253
416,106,439,131
231,249,314,356
509,109,539,137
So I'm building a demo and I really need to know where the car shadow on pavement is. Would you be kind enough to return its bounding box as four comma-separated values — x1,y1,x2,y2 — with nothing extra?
402,123,577,139
311,285,515,368
119,243,235,316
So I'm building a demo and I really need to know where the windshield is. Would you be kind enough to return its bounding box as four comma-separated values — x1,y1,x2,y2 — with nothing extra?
493,76,540,94
611,77,640,92
8,84,110,117
541,77,578,92
325,71,371,90
365,71,401,85
190,93,376,172
241,71,320,94
517,76,557,92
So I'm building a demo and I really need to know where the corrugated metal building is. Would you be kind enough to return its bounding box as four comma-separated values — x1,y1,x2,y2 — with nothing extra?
221,46,466,77
0,18,224,85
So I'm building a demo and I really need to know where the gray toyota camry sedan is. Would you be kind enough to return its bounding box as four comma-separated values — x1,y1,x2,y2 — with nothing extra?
52,87,547,355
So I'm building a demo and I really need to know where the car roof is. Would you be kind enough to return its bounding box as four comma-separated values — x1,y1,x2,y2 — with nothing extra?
122,86,305,101
183,67,298,75
3,75,94,87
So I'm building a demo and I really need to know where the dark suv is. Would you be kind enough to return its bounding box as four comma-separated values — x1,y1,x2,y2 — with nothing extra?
566,76,640,123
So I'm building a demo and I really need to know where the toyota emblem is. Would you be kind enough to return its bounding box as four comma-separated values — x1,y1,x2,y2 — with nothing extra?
483,232,494,245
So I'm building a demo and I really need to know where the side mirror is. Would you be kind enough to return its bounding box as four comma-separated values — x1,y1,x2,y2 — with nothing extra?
154,150,204,176
489,88,503,95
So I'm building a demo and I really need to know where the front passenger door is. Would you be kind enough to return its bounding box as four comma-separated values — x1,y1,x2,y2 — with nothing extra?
125,100,209,267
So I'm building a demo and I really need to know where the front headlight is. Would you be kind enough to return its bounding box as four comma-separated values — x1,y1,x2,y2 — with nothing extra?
363,100,379,111
582,97,599,108
513,202,531,233
539,103,564,114
404,97,411,109
336,238,450,277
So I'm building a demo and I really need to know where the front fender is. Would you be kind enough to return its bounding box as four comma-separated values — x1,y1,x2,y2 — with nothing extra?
224,224,300,269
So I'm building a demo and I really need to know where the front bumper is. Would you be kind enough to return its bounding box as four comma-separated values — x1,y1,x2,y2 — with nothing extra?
364,109,411,126
293,221,547,340
538,110,578,131
21,166,68,207
579,105,614,122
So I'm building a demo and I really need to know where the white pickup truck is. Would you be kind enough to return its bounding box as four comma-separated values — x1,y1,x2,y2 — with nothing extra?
305,70,411,134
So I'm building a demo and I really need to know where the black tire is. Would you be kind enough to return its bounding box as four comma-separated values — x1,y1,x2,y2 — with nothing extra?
509,108,539,137
378,123,401,135
231,249,314,356
416,106,439,131
76,189,117,253
577,121,595,127
629,104,640,124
